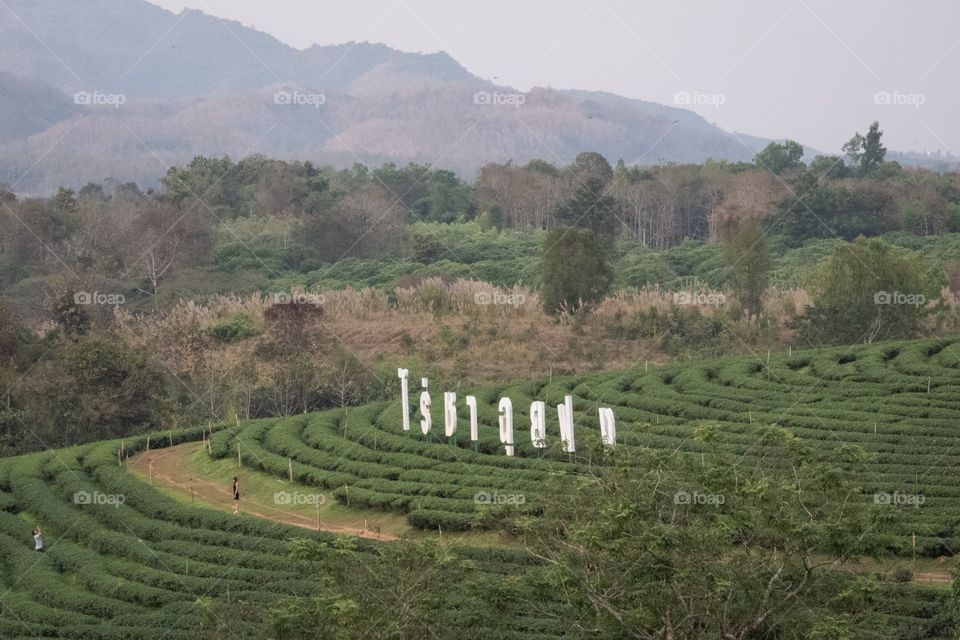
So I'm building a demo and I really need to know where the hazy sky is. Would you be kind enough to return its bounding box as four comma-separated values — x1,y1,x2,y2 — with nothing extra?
147,0,959,155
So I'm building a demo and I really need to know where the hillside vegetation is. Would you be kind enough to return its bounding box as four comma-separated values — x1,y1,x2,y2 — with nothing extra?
6,136,960,457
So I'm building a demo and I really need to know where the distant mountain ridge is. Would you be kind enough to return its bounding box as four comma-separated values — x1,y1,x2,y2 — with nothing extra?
0,0,486,98
0,71,79,144
1,0,940,195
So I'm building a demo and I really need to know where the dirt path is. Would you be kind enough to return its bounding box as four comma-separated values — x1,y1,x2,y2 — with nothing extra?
815,556,952,586
129,444,955,584
914,572,951,584
128,443,397,541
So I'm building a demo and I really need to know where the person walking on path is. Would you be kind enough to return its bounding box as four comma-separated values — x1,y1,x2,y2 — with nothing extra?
33,526,44,552
232,477,240,513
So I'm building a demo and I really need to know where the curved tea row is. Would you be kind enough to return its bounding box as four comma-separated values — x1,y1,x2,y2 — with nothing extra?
0,435,562,639
212,338,960,555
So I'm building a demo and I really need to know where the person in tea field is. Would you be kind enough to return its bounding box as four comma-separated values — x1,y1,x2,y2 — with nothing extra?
232,476,240,513
33,526,43,552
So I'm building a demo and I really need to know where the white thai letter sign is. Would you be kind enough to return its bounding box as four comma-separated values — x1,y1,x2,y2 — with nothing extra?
557,395,575,453
444,392,457,437
530,401,546,448
466,396,478,441
599,407,616,447
398,368,410,431
419,379,431,435
498,398,514,456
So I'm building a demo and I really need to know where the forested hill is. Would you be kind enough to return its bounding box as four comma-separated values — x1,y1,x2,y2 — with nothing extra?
0,0,780,192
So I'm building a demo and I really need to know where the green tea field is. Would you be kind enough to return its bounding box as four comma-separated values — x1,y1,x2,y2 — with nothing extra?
1,337,960,638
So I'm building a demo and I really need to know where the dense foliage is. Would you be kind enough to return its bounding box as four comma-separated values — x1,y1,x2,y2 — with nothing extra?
1,123,959,321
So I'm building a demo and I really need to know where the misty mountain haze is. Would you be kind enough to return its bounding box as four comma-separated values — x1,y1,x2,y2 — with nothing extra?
0,0,818,194
2,0,957,194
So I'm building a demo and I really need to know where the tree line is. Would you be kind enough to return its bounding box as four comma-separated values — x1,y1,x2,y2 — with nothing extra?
1,121,958,303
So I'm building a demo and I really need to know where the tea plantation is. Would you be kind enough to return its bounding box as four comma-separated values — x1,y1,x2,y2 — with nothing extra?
0,435,569,639
0,337,959,637
214,337,960,557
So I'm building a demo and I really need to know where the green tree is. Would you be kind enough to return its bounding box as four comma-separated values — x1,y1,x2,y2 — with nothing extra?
478,204,504,231
77,182,107,201
568,151,613,185
12,334,169,448
300,211,368,263
0,303,27,360
771,173,892,245
541,227,612,314
842,121,887,176
161,156,242,212
197,597,262,640
553,178,618,239
368,162,471,222
53,187,78,214
807,155,851,182
723,219,772,318
270,538,499,640
754,140,805,174
526,158,560,176
792,237,943,344
515,426,883,639
412,169,472,222
113,181,144,201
